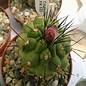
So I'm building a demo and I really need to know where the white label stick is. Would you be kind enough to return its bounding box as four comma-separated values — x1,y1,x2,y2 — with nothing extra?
35,0,50,16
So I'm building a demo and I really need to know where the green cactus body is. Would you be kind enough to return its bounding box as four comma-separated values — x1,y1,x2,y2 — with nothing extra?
34,40,47,53
19,50,27,66
24,40,47,67
16,33,27,49
56,34,71,58
23,21,34,32
49,44,61,71
34,60,54,77
33,17,44,27
40,48,51,60
56,43,65,59
33,48,54,77
25,51,40,67
37,26,44,35
61,56,70,70
62,35,71,43
22,38,37,52
27,29,42,38
23,17,44,39
63,42,71,54
62,35,71,54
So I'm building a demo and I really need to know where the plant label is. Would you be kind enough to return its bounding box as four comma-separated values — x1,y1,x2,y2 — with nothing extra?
35,0,50,16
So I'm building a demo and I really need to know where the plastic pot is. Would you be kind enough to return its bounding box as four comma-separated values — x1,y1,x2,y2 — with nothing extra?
1,35,72,86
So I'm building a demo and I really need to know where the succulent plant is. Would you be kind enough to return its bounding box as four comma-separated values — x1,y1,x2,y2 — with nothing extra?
14,3,72,85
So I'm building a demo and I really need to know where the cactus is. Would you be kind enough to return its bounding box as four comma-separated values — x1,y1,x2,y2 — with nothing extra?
16,4,72,86
49,44,61,71
61,56,70,70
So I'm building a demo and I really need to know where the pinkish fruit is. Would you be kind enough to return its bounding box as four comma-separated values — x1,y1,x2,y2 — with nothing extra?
44,25,57,43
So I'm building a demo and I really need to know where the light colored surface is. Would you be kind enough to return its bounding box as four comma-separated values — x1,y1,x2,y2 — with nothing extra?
68,51,86,86
70,29,86,58
75,78,86,86
58,0,86,85
58,0,86,33
58,0,80,24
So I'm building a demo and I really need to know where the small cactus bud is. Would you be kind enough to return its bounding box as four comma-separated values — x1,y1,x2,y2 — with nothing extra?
44,25,57,43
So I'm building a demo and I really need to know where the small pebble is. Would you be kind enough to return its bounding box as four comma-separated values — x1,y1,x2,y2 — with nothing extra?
8,83,14,86
9,71,14,78
3,67,7,73
12,6,17,14
29,14,36,20
12,79,19,84
20,67,25,73
16,65,22,69
15,80,22,86
16,58,21,64
26,81,30,86
0,37,3,42
7,46,13,51
6,77,12,84
64,79,68,84
53,80,58,86
4,19,10,24
6,58,10,65
10,60,15,66
6,64,10,69
24,11,30,16
14,70,20,79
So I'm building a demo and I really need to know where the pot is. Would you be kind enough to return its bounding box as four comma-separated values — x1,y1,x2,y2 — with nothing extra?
8,0,38,24
1,35,72,86
8,0,62,24
0,7,11,56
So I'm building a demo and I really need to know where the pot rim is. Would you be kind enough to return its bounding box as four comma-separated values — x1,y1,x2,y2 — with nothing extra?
67,54,73,86
0,7,11,56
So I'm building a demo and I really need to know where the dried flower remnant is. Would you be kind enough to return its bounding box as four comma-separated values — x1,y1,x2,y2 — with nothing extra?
44,25,57,43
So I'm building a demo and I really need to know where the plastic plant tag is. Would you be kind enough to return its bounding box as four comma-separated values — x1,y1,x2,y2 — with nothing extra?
35,0,50,16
